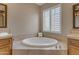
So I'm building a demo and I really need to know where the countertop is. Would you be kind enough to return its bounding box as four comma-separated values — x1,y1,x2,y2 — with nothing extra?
67,34,79,40
0,34,12,39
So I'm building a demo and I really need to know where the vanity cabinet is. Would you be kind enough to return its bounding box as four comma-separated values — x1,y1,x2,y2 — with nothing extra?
0,38,12,55
68,38,79,55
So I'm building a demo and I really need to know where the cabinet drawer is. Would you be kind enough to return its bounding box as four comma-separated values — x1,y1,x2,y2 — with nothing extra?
0,44,11,55
69,45,79,55
0,39,11,48
68,39,79,47
0,44,11,52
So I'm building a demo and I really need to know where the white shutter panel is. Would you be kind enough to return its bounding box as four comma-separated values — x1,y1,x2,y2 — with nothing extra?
51,5,61,33
43,9,50,32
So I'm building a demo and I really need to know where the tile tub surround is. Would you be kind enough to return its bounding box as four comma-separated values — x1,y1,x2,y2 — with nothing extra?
13,40,66,50
13,49,67,55
13,39,67,55
12,33,67,55
13,33,37,41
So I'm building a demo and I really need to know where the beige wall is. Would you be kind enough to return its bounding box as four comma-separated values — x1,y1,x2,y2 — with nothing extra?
0,3,79,37
62,3,74,35
0,3,40,37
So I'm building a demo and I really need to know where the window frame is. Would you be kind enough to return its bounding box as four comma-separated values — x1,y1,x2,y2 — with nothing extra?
43,4,62,34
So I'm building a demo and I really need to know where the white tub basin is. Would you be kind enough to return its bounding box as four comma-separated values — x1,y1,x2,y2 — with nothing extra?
22,37,58,47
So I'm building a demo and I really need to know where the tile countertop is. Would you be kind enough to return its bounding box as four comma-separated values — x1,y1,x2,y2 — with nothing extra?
67,34,79,40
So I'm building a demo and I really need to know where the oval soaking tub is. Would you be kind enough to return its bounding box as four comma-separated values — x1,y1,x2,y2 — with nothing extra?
22,37,58,47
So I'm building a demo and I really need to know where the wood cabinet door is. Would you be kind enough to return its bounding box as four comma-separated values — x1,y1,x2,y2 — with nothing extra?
0,38,12,55
69,45,79,55
68,39,79,55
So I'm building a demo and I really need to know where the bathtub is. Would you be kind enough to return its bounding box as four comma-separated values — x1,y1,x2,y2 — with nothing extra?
22,37,58,48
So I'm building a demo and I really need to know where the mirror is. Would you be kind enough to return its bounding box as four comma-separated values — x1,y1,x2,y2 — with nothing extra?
0,4,7,28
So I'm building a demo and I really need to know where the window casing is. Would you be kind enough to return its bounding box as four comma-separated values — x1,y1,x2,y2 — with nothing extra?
43,4,62,33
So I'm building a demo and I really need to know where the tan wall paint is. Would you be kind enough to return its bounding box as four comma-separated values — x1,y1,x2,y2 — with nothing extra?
0,3,40,37
0,3,79,37
62,3,74,35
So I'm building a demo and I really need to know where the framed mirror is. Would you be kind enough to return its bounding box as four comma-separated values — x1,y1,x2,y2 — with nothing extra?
0,4,7,28
73,4,79,29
